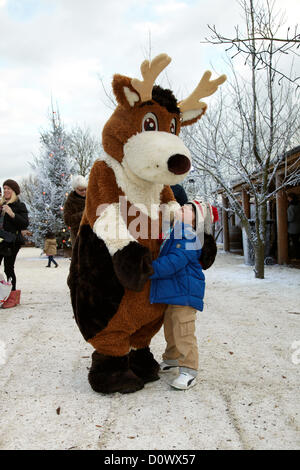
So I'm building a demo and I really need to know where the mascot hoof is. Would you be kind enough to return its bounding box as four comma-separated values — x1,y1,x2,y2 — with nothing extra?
129,347,160,384
88,351,144,394
112,241,154,291
200,233,217,270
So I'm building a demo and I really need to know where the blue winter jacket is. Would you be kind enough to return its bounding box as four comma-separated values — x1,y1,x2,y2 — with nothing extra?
150,222,205,311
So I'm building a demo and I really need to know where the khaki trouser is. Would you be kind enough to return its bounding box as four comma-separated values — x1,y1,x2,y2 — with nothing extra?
163,305,198,371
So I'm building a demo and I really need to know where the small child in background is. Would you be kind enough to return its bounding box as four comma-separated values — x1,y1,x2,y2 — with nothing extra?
150,201,216,390
44,232,58,268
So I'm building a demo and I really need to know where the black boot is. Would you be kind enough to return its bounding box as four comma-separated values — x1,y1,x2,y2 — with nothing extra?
129,347,160,384
88,351,144,394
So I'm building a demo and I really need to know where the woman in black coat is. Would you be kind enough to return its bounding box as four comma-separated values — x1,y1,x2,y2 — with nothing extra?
0,179,29,307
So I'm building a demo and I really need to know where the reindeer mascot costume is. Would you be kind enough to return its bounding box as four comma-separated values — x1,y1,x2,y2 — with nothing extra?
68,54,226,394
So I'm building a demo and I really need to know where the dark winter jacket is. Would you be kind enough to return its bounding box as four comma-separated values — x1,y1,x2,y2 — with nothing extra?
0,199,29,246
287,203,300,234
63,191,86,239
150,221,205,311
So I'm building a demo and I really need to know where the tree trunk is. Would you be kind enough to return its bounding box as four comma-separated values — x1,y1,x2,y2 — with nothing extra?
254,241,265,279
222,196,230,252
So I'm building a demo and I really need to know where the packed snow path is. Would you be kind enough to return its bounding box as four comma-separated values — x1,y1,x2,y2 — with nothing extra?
0,247,299,450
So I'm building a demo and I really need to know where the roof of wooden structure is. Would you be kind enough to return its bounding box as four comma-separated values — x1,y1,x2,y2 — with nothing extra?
217,145,300,195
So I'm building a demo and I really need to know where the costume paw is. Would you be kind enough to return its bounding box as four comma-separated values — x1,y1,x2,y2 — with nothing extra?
200,233,217,270
112,241,154,291
129,347,160,383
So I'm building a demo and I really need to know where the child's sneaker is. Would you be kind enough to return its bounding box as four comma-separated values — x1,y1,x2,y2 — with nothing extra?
170,372,197,390
159,360,178,372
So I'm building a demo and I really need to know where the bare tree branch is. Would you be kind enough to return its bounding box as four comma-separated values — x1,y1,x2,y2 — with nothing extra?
202,0,300,88
183,1,300,279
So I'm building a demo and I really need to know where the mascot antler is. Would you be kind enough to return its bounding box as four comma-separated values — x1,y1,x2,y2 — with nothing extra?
178,70,227,113
131,53,172,102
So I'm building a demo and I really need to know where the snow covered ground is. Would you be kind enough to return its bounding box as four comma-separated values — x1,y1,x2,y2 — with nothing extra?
0,247,299,450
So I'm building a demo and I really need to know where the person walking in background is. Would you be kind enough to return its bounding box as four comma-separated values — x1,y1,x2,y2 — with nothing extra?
44,232,58,268
63,175,87,248
287,192,300,259
0,179,29,308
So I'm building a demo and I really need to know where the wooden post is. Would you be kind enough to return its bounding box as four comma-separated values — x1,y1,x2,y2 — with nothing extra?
222,195,230,252
242,189,250,219
276,173,288,264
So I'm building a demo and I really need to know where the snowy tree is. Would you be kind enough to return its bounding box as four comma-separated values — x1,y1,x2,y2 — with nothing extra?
69,125,101,178
182,0,300,279
19,174,39,208
183,168,219,203
203,0,300,89
29,107,73,249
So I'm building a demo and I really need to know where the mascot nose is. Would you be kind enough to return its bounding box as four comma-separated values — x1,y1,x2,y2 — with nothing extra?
167,154,191,175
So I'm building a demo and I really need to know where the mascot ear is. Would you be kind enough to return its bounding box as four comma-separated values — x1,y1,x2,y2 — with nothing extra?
180,105,207,127
112,74,141,109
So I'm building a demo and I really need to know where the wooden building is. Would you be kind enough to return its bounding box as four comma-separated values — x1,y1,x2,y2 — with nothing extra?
217,146,300,265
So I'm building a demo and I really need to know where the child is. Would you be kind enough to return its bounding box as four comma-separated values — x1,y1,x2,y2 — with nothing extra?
44,232,58,268
150,201,213,390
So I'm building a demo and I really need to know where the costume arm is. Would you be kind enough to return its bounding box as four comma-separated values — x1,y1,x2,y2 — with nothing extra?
85,160,136,256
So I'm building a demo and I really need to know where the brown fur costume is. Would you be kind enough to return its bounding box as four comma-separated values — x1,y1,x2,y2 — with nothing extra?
68,54,226,394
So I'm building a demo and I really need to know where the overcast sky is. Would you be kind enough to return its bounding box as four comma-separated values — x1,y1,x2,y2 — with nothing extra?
1,0,299,184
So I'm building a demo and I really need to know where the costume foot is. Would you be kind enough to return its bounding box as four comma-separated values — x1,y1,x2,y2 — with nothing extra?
129,347,160,383
88,351,144,394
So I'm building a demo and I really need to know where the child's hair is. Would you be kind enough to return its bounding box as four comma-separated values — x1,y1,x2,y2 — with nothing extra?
46,231,55,239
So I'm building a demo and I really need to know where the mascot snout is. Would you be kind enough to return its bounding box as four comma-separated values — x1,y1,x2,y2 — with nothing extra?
167,154,191,175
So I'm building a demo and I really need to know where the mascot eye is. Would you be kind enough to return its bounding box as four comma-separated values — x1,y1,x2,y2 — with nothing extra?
142,112,158,132
170,118,176,134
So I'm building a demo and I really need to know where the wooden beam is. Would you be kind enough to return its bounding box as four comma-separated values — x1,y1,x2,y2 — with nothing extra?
276,174,288,264
242,189,250,219
222,196,230,252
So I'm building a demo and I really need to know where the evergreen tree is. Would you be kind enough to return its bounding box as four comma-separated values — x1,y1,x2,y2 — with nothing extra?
29,107,73,249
